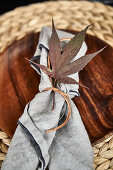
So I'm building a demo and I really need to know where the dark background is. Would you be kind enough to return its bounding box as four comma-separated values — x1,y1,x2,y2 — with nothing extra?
0,0,46,15
0,0,113,15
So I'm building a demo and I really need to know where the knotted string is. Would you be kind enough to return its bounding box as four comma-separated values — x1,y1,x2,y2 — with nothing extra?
43,87,71,133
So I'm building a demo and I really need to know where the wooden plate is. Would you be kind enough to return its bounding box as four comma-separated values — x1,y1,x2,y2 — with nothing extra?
0,30,113,145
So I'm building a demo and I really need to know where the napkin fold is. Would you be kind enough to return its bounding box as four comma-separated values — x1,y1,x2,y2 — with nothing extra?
1,27,94,170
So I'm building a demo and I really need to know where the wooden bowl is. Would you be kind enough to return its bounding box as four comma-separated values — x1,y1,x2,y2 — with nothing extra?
0,30,113,145
0,33,40,137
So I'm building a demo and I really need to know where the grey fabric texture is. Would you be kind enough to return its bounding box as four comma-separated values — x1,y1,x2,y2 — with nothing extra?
1,27,94,170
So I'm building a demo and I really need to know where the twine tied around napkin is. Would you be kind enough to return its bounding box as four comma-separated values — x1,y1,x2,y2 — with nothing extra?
43,87,71,133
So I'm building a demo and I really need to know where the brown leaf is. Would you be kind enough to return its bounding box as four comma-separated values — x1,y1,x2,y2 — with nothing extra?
58,76,78,84
60,47,106,76
26,58,54,78
58,25,92,72
49,18,61,78
58,76,89,89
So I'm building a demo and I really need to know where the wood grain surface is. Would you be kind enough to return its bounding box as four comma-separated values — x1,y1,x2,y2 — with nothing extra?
0,30,113,144
0,33,40,137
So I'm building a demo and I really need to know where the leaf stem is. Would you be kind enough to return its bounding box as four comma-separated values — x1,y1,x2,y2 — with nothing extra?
53,91,55,110
52,79,56,110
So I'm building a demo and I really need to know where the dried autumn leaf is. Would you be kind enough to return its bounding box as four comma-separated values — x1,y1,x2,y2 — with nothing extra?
29,19,106,85
58,24,92,71
26,59,54,78
59,47,106,77
49,18,62,77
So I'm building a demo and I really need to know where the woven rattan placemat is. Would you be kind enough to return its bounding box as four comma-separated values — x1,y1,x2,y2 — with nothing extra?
0,1,113,169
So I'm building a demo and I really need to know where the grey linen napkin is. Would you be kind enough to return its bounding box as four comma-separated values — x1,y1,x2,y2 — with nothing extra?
1,27,94,170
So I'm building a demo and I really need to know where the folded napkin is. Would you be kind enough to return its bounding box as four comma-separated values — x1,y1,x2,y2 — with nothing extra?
1,27,94,170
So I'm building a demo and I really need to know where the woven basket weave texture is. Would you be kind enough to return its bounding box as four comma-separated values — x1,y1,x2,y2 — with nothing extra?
0,1,113,169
